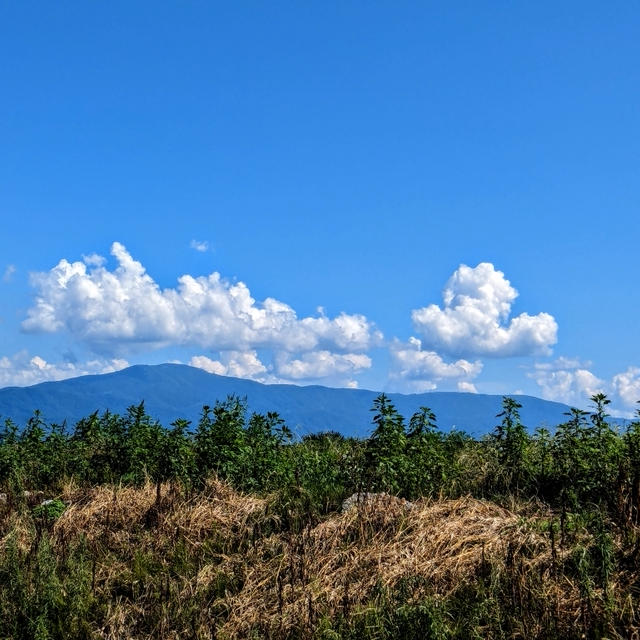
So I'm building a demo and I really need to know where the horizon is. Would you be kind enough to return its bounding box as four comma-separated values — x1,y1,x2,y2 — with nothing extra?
0,360,601,408
1,360,591,439
1,3,638,416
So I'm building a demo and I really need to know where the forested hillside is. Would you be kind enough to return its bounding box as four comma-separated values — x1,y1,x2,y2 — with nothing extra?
1,393,639,638
0,363,575,437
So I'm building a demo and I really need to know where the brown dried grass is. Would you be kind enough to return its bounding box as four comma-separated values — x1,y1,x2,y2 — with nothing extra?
51,479,268,639
53,477,265,552
0,510,36,553
23,481,627,638
217,495,564,636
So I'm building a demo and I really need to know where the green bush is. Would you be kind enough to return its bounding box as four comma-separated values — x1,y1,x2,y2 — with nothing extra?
32,498,66,521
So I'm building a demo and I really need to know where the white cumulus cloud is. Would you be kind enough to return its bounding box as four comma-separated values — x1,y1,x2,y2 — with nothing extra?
389,337,483,393
530,359,640,415
528,358,605,407
0,351,128,388
22,242,382,356
190,348,371,386
82,253,106,267
411,263,557,357
274,350,372,380
612,367,640,409
189,351,269,381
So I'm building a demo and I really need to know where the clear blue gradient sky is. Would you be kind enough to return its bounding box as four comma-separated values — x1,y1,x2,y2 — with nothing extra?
1,2,639,414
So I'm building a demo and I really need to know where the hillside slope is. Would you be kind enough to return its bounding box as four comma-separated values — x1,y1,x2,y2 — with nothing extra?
0,363,573,436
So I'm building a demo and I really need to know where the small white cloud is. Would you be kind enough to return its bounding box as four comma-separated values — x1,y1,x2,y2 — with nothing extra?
457,381,478,393
89,358,129,374
0,352,128,388
389,337,483,393
533,356,590,372
189,355,227,376
528,357,605,407
274,350,372,380
408,380,438,393
411,263,557,357
82,253,106,267
190,239,210,253
30,355,47,370
612,367,640,409
189,349,370,387
189,351,268,381
531,359,640,414
2,265,16,283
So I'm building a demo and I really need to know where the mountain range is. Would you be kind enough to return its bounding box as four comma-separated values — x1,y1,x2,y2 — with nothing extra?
0,363,582,438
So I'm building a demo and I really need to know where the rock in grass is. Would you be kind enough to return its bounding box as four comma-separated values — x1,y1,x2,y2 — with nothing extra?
341,492,414,513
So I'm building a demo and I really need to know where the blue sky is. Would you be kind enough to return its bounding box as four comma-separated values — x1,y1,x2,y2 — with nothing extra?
1,2,639,414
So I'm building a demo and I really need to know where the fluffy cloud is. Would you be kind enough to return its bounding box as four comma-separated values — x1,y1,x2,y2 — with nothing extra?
411,263,557,357
189,348,371,387
530,359,640,415
189,351,269,381
528,358,605,407
612,367,640,409
23,243,382,355
81,253,106,267
0,352,128,388
389,337,483,393
274,350,371,380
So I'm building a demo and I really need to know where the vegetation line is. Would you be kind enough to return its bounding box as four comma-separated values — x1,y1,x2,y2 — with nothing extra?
1,393,639,638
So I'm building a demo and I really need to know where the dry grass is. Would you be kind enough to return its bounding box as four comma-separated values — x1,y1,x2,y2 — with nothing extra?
54,477,265,552
51,479,267,639
0,510,36,554
2,482,620,638
217,495,564,637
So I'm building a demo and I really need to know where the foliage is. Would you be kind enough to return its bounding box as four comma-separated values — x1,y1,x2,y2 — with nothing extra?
404,406,445,498
32,498,66,522
365,394,407,494
0,392,639,637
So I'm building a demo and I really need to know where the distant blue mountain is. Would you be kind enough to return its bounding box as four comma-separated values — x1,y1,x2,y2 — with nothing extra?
0,363,576,437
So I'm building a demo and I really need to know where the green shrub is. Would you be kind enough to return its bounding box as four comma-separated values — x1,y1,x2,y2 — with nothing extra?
32,498,66,521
